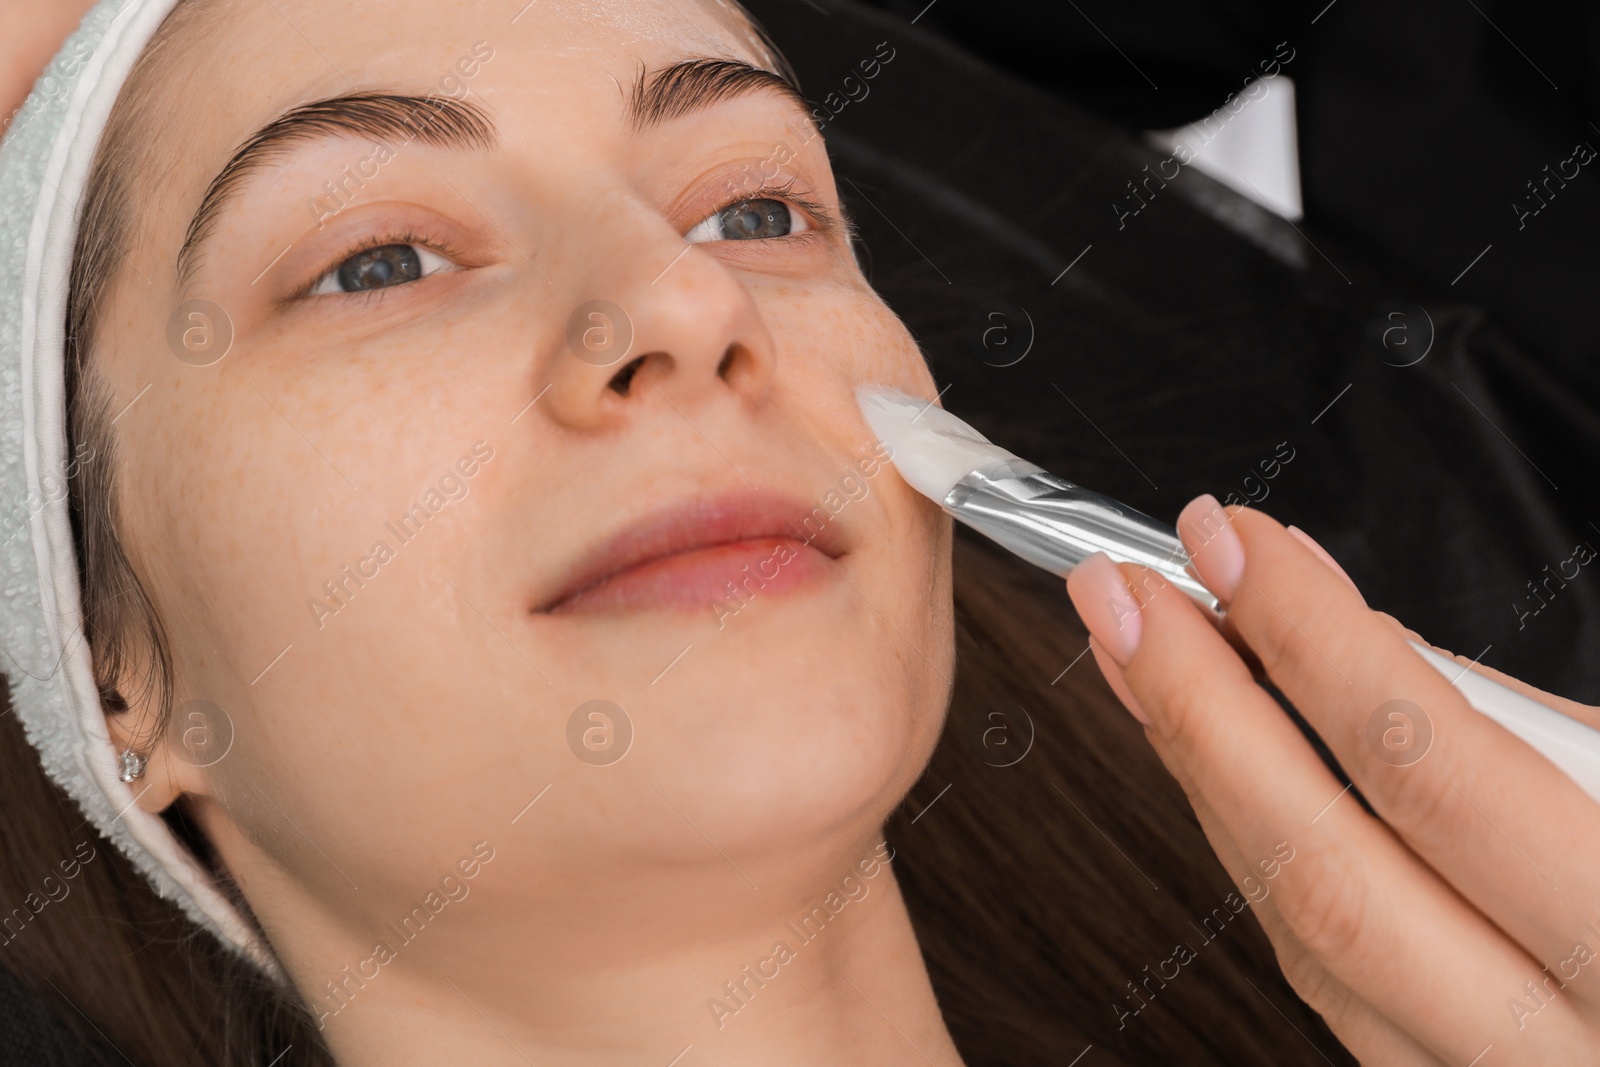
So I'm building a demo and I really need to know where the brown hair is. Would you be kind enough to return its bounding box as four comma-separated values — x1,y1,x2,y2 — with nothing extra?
64,0,214,756
1,1,1345,1063
898,532,1340,1063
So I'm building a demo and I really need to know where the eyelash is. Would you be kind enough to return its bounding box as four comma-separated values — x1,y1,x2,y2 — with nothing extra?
295,178,845,302
294,229,465,303
718,174,845,246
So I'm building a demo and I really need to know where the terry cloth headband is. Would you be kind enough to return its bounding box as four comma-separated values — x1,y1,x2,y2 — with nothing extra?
0,0,282,979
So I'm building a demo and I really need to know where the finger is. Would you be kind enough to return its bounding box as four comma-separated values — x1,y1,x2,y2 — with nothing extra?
1189,506,1600,975
1250,523,1598,727
1172,496,1262,676
1355,595,1599,735
1086,635,1150,726
1072,555,1590,1062
1416,638,1600,733
1246,517,1596,739
1285,524,1360,596
1176,777,1447,1067
1081,640,1417,1058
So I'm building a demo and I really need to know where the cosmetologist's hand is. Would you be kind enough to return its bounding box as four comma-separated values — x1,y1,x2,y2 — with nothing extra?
1065,496,1600,1064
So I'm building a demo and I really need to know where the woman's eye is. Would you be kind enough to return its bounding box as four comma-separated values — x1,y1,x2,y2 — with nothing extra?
310,242,456,295
684,197,812,244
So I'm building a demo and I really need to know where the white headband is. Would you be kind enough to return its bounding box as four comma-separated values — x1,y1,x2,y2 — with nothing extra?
0,0,281,979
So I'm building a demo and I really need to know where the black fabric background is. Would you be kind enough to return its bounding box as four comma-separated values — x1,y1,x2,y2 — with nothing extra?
0,961,122,1066
748,0,1600,705
858,0,1600,411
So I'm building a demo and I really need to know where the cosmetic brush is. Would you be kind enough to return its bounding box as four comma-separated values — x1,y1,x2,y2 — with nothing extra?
858,384,1600,802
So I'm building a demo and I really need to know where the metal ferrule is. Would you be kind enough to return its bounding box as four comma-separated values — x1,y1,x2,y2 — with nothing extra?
942,460,1221,614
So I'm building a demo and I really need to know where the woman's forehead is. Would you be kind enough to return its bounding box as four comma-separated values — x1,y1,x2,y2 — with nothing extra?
174,0,765,87
155,0,769,149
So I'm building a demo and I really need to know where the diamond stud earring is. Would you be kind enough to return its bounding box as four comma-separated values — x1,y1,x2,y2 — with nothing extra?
117,748,147,783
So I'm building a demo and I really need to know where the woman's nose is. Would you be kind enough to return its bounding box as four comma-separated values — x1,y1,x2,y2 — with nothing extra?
538,196,778,432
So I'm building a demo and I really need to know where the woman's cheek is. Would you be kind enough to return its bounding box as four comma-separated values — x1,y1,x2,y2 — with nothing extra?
808,285,930,391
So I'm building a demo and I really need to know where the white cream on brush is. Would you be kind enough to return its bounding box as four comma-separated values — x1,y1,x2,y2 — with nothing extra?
858,384,1600,803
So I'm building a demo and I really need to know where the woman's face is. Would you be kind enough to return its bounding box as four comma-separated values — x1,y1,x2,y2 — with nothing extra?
100,0,950,987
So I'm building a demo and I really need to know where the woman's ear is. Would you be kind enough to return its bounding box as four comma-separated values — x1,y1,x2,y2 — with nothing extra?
101,681,212,815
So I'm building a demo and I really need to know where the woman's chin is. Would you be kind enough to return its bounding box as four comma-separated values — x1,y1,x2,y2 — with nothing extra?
554,680,932,861
531,546,946,851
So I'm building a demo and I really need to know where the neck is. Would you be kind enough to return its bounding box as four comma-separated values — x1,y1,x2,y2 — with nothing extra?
259,833,966,1066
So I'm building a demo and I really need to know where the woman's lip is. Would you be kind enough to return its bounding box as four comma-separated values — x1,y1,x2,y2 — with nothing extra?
538,489,847,615
548,536,832,614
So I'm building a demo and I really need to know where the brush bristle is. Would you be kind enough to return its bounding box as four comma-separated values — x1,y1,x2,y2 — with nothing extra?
855,385,1020,501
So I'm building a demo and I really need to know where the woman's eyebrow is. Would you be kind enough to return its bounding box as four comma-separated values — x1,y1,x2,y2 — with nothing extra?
176,91,497,285
174,56,809,285
629,56,810,133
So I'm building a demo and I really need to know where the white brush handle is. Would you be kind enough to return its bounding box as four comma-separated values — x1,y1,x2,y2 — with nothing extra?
1410,641,1600,803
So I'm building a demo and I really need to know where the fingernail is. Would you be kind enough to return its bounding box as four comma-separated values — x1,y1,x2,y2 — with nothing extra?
1177,493,1244,602
1088,636,1151,726
1065,552,1143,664
1286,525,1358,591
